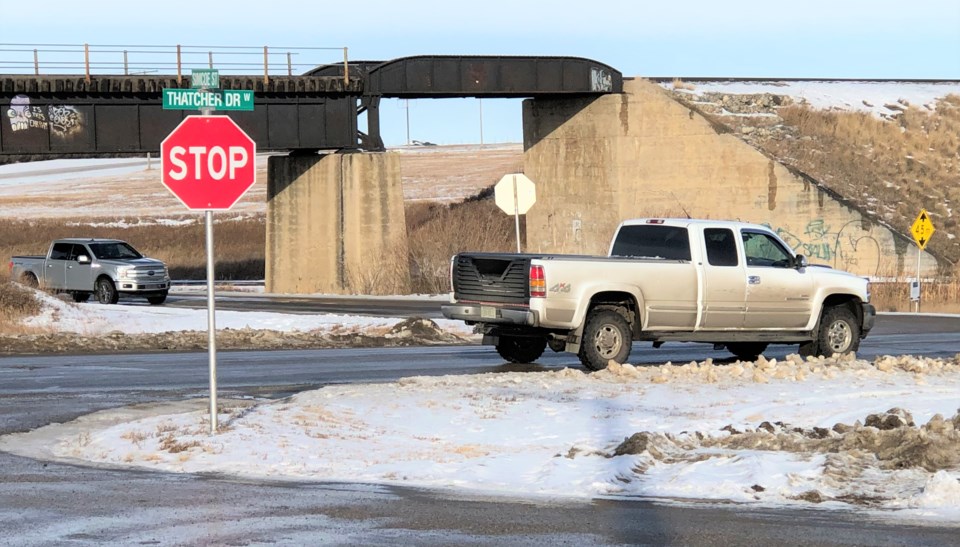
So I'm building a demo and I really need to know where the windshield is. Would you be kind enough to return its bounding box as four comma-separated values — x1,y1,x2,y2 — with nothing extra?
88,242,143,260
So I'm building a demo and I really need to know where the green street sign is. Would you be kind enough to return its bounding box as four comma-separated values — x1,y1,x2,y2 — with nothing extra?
191,69,220,89
162,88,255,111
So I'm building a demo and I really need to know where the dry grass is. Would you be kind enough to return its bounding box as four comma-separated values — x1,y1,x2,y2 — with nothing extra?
406,192,516,293
0,277,42,330
751,95,960,265
0,216,265,280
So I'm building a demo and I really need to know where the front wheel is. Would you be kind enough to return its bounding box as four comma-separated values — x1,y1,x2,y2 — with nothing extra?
95,278,119,305
578,308,632,371
802,305,860,357
495,336,547,363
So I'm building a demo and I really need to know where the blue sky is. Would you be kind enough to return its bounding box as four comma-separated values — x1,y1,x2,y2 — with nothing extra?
5,0,959,145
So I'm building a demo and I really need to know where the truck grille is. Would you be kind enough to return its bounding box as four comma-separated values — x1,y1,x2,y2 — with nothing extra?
452,254,530,305
128,266,168,282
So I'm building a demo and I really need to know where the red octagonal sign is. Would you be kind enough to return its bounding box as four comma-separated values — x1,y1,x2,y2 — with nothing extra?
160,115,256,210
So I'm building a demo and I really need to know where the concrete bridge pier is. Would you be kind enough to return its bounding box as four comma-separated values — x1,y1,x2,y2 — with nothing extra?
266,153,410,295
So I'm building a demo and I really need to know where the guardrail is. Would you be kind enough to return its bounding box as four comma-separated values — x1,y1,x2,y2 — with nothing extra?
0,43,350,85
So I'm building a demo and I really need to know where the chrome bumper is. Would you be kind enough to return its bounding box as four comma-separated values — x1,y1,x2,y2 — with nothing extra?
441,304,536,326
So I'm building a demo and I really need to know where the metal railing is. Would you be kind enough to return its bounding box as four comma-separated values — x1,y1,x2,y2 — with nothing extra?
0,43,350,85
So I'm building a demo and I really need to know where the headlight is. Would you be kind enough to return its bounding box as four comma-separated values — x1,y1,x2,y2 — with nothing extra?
116,267,132,278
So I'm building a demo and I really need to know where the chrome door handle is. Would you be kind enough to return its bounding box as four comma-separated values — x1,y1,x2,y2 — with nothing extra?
748,276,761,285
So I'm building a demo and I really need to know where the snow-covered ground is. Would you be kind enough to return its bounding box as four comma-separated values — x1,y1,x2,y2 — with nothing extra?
22,289,470,337
4,291,960,525
661,80,960,118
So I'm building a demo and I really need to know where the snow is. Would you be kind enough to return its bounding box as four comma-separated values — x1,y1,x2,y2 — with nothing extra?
665,80,960,118
4,291,960,524
22,290,472,336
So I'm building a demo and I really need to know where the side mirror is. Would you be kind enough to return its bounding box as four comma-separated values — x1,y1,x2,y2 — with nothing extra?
77,255,90,264
793,254,808,270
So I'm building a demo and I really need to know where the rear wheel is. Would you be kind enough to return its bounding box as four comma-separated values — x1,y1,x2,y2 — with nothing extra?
495,336,547,363
726,342,768,361
147,292,168,306
95,278,119,305
20,273,39,289
578,308,632,371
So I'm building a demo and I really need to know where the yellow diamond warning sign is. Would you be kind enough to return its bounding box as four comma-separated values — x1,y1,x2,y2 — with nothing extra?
911,209,936,250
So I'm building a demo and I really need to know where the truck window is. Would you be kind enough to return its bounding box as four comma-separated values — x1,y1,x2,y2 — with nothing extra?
611,225,691,261
704,228,738,267
88,242,143,260
741,231,793,268
68,244,89,261
50,243,72,260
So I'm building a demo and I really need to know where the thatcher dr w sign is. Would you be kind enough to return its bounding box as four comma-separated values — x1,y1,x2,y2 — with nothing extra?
160,115,257,210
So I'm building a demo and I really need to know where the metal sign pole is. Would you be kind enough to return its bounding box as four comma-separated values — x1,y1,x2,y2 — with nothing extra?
916,246,921,313
512,175,521,253
206,209,218,433
199,100,218,434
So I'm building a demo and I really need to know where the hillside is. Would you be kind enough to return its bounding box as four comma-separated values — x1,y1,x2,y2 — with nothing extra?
663,80,960,269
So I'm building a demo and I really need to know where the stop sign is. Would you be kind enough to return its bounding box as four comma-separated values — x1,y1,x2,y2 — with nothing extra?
495,173,536,215
160,115,256,210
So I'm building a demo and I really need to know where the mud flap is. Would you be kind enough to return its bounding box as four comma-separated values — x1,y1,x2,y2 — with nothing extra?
564,324,584,355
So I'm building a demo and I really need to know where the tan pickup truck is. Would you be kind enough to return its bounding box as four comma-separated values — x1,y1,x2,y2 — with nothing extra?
442,218,875,370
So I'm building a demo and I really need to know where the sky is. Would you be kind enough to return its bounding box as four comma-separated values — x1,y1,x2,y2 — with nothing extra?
4,289,960,523
2,0,958,145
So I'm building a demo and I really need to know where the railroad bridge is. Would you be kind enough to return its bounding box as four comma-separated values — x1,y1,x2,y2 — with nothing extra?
0,55,622,155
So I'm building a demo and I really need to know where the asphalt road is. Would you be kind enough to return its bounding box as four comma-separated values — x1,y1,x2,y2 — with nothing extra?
1,313,959,545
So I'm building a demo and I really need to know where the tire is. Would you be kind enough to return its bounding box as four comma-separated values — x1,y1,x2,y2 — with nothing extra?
578,308,632,371
95,278,119,305
495,336,547,364
726,342,768,361
805,305,860,357
20,273,39,289
72,292,91,303
147,292,168,306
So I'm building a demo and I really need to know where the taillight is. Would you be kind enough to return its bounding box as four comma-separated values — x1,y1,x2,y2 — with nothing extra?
530,265,546,298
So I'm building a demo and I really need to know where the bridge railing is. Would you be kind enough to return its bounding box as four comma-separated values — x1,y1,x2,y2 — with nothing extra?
0,43,351,84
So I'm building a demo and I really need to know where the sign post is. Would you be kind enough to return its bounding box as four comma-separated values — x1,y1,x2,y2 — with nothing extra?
160,115,256,433
494,173,536,252
910,209,936,313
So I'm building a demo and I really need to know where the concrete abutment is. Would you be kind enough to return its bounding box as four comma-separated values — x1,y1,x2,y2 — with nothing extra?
522,78,939,278
266,153,409,295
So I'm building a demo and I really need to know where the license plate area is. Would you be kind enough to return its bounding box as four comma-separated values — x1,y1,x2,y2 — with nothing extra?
480,306,497,319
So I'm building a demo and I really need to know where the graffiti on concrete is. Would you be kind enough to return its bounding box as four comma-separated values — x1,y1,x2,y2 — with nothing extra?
767,219,882,275
49,104,83,135
6,95,48,131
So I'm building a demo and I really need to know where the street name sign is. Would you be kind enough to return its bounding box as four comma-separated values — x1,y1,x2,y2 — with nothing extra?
162,88,255,111
191,68,220,89
160,115,256,210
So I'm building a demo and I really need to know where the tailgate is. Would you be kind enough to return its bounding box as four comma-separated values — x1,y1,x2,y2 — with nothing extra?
452,253,532,306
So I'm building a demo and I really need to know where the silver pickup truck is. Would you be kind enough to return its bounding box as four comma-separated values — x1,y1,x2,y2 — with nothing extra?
9,238,170,305
442,218,876,370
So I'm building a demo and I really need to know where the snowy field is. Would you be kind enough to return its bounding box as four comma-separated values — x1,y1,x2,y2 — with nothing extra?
3,291,960,525
661,79,960,118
